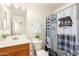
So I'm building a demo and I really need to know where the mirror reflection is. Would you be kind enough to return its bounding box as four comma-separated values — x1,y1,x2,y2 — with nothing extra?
0,4,26,37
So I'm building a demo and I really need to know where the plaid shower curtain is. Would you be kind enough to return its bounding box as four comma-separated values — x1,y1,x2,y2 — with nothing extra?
57,33,77,55
57,18,77,56
45,15,57,51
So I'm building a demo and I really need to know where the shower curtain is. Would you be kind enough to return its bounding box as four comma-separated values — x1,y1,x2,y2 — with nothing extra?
45,15,53,50
57,5,78,56
45,15,58,55
45,4,79,56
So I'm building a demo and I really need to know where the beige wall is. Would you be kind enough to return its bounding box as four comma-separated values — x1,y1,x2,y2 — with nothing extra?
25,3,72,41
53,3,74,14
26,7,51,40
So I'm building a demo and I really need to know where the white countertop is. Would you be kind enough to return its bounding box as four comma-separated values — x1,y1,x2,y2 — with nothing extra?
0,35,43,48
0,35,31,48
30,40,42,43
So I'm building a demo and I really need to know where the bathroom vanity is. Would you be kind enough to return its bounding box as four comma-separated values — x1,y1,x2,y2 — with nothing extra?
0,36,30,56
0,4,29,56
0,43,29,56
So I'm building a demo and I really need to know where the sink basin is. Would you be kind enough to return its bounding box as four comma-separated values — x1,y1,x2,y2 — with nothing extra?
0,35,30,48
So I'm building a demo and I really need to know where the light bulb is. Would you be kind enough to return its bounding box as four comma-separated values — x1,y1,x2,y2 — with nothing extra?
14,5,19,9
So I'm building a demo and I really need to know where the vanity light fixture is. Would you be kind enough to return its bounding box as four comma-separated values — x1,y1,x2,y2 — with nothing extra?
14,5,19,9
13,4,25,10
21,7,25,10
5,3,26,10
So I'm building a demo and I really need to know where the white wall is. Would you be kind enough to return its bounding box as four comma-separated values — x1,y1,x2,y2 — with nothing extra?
26,3,72,41
26,6,56,40
53,3,75,14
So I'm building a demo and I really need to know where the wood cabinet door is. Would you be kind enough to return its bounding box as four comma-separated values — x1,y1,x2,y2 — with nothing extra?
0,44,29,56
15,50,29,56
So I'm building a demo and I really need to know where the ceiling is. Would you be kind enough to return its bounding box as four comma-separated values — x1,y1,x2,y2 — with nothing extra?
7,3,66,10
7,3,67,16
22,3,67,16
14,3,66,9
25,3,65,7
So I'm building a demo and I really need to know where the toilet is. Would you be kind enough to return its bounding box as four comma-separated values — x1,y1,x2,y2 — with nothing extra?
30,40,48,56
36,50,48,56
